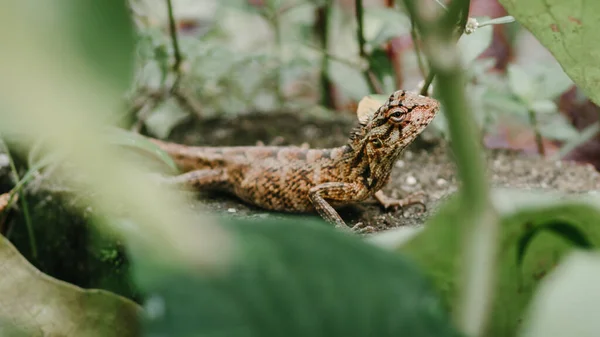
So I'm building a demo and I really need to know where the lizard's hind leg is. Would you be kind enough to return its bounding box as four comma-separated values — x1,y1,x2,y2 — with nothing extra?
158,169,228,190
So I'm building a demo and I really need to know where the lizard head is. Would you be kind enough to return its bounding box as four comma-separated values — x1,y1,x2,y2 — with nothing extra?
349,90,440,166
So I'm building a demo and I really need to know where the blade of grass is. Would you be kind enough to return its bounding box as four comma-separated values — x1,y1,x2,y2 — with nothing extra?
0,140,37,259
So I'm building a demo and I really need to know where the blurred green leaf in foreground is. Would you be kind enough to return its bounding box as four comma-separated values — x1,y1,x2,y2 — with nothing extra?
136,217,463,337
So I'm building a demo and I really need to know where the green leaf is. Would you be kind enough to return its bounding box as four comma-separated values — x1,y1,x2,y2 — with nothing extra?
26,127,180,175
507,64,536,103
554,122,600,159
482,89,529,117
0,235,141,336
529,100,557,114
538,114,580,141
498,0,600,106
516,221,593,267
104,127,179,174
519,252,600,337
528,62,574,100
144,99,190,139
364,7,411,47
399,188,600,337
328,60,370,100
135,217,463,337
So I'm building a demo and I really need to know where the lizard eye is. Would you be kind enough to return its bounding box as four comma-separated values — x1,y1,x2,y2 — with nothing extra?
371,137,383,148
389,109,405,123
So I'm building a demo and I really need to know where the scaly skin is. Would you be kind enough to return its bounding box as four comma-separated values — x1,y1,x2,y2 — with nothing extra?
149,90,440,231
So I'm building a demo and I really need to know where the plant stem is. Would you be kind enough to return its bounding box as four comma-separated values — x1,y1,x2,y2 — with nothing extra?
527,108,546,156
384,0,403,88
165,0,182,77
0,141,37,259
315,1,334,108
402,1,499,336
420,71,435,96
273,12,284,107
354,0,380,94
411,15,429,85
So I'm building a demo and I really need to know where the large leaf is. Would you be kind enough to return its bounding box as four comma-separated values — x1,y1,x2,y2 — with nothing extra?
498,0,600,106
0,234,141,336
399,188,600,337
135,217,463,337
518,251,600,337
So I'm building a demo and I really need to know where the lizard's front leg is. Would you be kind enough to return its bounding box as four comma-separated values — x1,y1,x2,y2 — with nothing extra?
308,182,371,233
374,190,426,212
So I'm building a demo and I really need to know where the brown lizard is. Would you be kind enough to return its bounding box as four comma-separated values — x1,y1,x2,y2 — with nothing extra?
148,90,440,231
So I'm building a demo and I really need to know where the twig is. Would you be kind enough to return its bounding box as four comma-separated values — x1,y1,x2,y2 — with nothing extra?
527,108,546,156
420,64,435,96
165,0,183,91
315,1,334,108
354,0,381,94
273,12,284,107
410,15,429,83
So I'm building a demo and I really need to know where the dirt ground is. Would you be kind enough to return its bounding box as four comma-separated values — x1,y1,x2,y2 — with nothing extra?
164,112,600,232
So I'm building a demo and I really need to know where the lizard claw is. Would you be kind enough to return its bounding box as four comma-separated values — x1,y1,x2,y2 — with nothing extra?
350,222,377,234
379,191,427,213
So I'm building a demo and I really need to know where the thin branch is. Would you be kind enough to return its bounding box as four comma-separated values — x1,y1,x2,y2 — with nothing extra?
165,0,182,72
165,0,183,91
355,0,381,94
527,108,546,156
273,13,284,107
315,0,334,108
420,71,435,96
411,15,429,83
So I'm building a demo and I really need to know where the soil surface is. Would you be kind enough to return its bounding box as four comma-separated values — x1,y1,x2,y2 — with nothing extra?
163,112,600,232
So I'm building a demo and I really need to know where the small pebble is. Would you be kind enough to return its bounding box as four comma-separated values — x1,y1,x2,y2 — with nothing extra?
406,176,417,185
436,178,447,186
227,208,237,213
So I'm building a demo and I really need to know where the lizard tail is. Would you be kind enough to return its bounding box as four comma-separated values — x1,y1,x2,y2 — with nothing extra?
146,137,226,171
